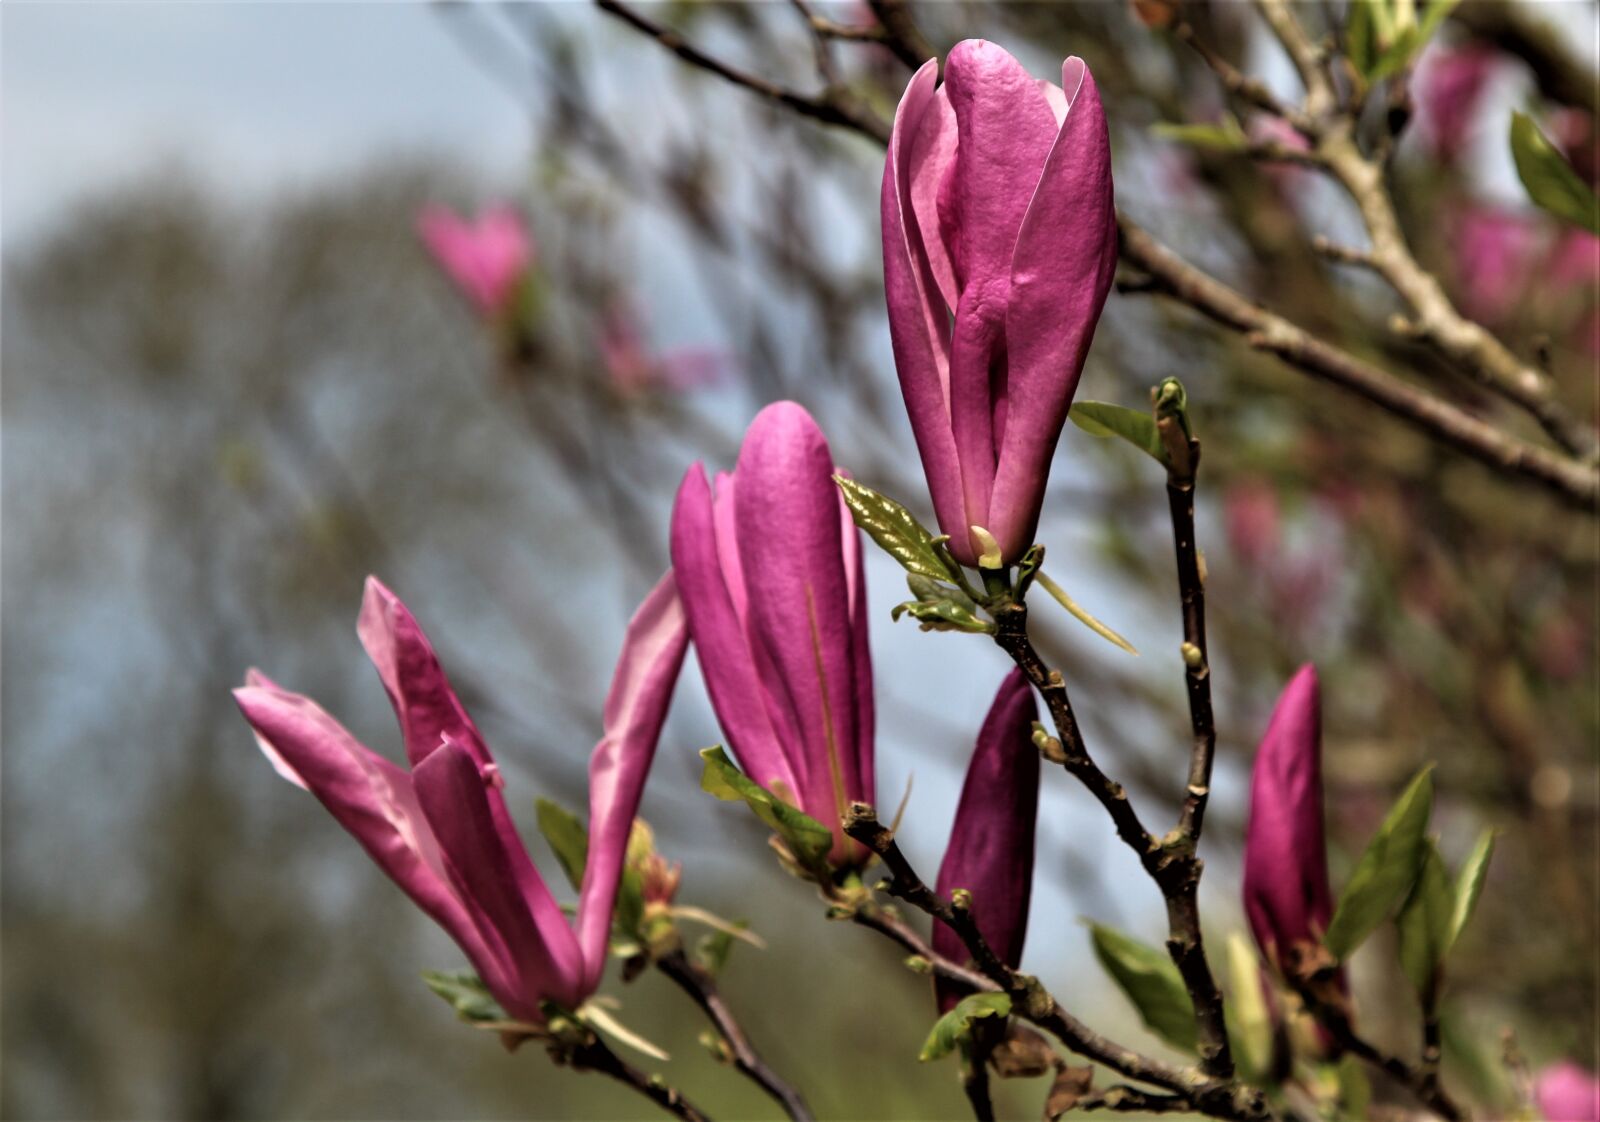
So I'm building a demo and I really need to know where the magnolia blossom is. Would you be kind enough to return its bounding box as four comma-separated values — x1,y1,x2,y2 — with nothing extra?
1242,665,1337,981
1413,45,1499,162
882,40,1117,567
1535,1061,1600,1122
671,402,874,865
416,204,533,319
932,669,1040,1011
234,575,686,1020
598,298,726,395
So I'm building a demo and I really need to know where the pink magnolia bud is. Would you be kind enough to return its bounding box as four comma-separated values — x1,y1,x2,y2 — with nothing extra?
1413,46,1500,163
932,670,1040,1011
1242,666,1338,984
1535,1062,1600,1122
882,41,1117,566
671,403,876,866
416,204,533,319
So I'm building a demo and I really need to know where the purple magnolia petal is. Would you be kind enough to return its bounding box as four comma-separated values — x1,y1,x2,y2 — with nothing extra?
909,85,960,314
356,577,565,968
671,464,802,796
990,57,1117,562
1242,665,1334,969
883,59,968,563
233,681,519,1006
413,740,583,1014
838,472,876,808
940,41,1062,546
573,571,689,993
734,402,864,859
933,669,1040,1010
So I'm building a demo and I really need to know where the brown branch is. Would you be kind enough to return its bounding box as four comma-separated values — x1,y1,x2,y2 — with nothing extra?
594,0,890,145
1080,1086,1195,1114
561,1033,713,1122
1172,20,1307,130
865,0,936,70
1117,213,1600,510
1255,0,1596,460
841,806,1273,1122
1450,0,1599,116
655,950,814,1122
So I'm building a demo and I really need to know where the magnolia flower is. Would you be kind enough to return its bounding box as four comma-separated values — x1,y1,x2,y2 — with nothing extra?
932,669,1040,1011
234,575,686,1021
598,297,726,395
1413,46,1499,163
1535,1061,1600,1122
1451,205,1541,326
416,204,533,319
882,40,1117,567
671,401,874,865
1242,665,1337,983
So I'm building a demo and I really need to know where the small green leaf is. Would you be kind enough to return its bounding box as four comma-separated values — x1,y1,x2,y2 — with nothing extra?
422,970,506,1024
535,797,588,892
1151,118,1247,152
891,595,994,634
699,746,833,876
1069,402,1165,464
1323,765,1435,960
1031,570,1138,655
1512,112,1600,235
919,992,1012,1062
1448,829,1495,949
1088,922,1197,1053
1223,931,1274,1085
1346,0,1379,78
1337,1053,1373,1120
1396,839,1455,1000
696,923,744,976
833,476,956,581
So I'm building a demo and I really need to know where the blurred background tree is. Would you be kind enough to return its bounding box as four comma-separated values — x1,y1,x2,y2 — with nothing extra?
3,2,1594,1119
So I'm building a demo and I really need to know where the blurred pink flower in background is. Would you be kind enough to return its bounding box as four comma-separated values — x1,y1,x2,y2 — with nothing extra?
598,297,727,395
1550,107,1600,188
1222,479,1335,635
1412,45,1500,163
1249,114,1313,195
1535,1061,1600,1121
417,204,533,319
1451,204,1541,325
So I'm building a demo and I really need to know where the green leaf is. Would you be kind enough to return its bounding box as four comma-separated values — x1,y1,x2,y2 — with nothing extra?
1346,0,1379,78
1031,570,1138,655
1069,402,1165,464
1396,839,1454,1000
535,797,589,892
919,992,1012,1062
1337,1053,1373,1121
699,746,834,876
1223,931,1274,1084
891,596,993,634
1448,829,1495,949
1512,112,1600,235
1323,765,1435,960
1151,118,1247,152
1088,922,1197,1053
422,970,506,1024
697,924,742,976
833,475,955,581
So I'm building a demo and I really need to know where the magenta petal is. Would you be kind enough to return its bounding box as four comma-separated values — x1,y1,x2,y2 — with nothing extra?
990,57,1117,562
671,465,802,796
232,682,518,1006
413,741,583,1012
356,577,561,959
1242,665,1334,969
884,59,968,563
838,474,876,808
1535,1062,1600,1122
574,571,689,993
933,669,1040,1010
735,402,863,856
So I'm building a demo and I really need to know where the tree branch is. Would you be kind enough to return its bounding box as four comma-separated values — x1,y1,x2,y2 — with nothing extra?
561,1033,714,1122
655,950,814,1122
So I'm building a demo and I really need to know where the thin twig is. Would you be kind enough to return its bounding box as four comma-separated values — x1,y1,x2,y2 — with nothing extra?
563,1033,714,1122
594,0,890,145
865,0,936,69
655,950,814,1122
1080,1086,1196,1114
840,806,1272,1122
1117,214,1600,510
1172,20,1307,130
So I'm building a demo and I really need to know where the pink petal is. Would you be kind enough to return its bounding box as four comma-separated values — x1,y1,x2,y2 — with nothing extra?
933,669,1039,1010
883,59,969,563
573,571,690,992
233,681,519,1008
734,403,866,859
413,741,583,1013
990,57,1117,562
837,471,876,809
670,464,802,796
